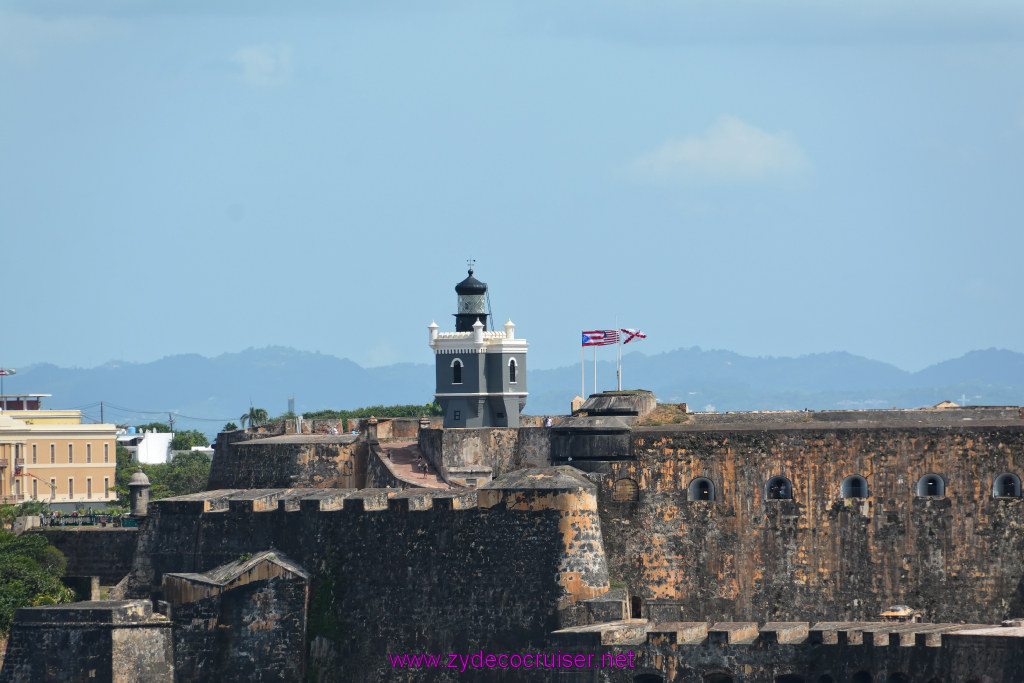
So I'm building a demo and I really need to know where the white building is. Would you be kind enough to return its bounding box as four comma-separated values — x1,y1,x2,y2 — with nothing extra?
117,429,174,465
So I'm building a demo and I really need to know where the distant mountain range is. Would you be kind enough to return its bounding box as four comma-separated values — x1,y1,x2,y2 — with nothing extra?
8,346,1024,437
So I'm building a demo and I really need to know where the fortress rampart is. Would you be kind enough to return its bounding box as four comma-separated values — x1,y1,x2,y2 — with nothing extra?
207,432,367,490
30,527,138,585
118,468,608,680
553,618,1024,682
0,601,174,683
591,418,1024,624
14,402,1024,680
208,405,1024,627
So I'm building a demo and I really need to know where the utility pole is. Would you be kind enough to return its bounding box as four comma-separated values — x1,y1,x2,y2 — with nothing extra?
168,412,175,432
0,367,15,407
100,402,104,423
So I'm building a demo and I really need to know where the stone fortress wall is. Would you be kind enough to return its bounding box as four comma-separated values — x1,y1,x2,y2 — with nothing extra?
32,526,139,585
592,420,1024,625
115,468,609,681
208,431,368,490
9,399,1024,681
136,403,1024,680
553,617,1024,682
210,402,1024,625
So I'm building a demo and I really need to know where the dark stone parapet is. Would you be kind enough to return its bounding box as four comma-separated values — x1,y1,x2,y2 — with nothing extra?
11,600,156,625
29,527,139,585
0,600,173,683
550,619,1024,682
649,405,1024,431
117,468,610,680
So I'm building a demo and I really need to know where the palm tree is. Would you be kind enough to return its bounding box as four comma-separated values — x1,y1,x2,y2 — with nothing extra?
240,405,268,429
251,407,268,426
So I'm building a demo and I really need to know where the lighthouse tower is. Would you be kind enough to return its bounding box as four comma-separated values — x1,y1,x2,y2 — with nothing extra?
429,267,528,428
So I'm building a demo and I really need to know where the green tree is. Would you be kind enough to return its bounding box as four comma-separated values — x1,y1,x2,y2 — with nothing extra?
223,422,238,432
0,501,45,530
112,445,137,507
112,445,210,504
239,406,268,428
0,532,75,634
136,422,171,433
302,402,442,431
146,452,211,500
0,506,15,530
170,429,210,450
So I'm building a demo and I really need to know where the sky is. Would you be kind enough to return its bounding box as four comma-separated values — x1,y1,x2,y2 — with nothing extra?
2,1,1023,374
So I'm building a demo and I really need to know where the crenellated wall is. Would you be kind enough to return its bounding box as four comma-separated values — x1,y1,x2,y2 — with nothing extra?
119,467,608,682
552,618,1024,682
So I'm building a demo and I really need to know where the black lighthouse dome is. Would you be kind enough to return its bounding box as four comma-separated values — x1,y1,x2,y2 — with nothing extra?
455,268,487,295
454,267,488,332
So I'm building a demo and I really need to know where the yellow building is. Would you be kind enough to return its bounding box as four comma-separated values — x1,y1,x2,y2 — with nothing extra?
0,403,117,509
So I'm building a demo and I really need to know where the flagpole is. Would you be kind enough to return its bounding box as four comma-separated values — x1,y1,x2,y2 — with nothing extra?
593,345,597,395
610,315,618,389
581,342,584,399
617,332,622,391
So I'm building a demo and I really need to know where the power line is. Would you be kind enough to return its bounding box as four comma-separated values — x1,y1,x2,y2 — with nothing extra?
172,413,238,423
102,402,171,416
83,402,237,424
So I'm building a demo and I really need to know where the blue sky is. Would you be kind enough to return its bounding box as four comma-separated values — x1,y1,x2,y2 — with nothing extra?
2,1,1022,373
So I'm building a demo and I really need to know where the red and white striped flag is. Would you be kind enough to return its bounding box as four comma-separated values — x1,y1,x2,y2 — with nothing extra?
582,330,620,346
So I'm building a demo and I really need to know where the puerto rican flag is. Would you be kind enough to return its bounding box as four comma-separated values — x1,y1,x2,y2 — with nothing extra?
582,330,620,346
621,328,647,344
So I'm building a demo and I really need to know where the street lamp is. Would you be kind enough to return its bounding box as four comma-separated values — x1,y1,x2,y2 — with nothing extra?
0,368,15,409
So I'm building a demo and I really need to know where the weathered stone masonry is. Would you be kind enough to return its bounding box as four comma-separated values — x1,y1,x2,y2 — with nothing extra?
163,551,310,683
0,601,173,683
598,420,1024,624
119,468,608,682
552,618,1024,682
208,433,367,490
30,526,138,585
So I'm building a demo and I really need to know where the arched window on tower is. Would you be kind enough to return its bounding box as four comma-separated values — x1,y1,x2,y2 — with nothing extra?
509,358,517,384
841,475,869,499
916,474,945,497
451,358,463,385
766,476,793,500
688,477,715,501
993,473,1021,498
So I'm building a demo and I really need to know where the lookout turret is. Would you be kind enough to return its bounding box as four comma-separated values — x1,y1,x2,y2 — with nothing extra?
430,266,528,428
128,467,151,517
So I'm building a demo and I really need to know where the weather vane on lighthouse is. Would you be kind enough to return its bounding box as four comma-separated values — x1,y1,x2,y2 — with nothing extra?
466,257,476,274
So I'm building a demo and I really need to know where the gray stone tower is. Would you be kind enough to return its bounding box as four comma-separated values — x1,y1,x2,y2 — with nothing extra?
429,268,528,428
